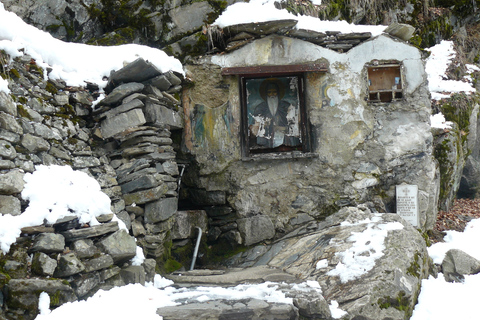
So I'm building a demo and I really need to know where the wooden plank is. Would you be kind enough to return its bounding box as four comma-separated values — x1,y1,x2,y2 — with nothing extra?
222,63,328,75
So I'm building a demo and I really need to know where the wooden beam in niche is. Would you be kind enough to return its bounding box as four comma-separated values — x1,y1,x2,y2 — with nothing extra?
221,64,328,76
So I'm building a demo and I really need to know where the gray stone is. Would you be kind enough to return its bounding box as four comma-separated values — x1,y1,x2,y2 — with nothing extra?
100,108,146,139
96,229,137,264
123,184,169,206
106,58,162,92
144,101,183,129
31,233,65,253
62,221,120,242
100,82,145,106
384,23,416,41
84,254,115,272
0,159,15,170
172,210,208,240
54,252,85,277
0,195,21,215
132,219,147,237
162,161,179,175
21,133,50,152
188,189,226,206
0,140,16,160
224,19,298,37
293,294,331,319
97,213,114,223
71,272,102,298
166,2,215,42
49,146,71,160
145,74,172,91
0,91,16,115
33,122,62,140
72,239,97,259
53,93,69,105
144,197,178,223
72,156,101,168
442,249,480,282
0,128,21,143
0,169,25,194
101,98,144,119
116,211,132,230
120,175,158,194
0,111,22,134
143,258,157,283
31,252,57,276
227,207,430,320
237,215,275,246
120,265,146,285
6,279,76,313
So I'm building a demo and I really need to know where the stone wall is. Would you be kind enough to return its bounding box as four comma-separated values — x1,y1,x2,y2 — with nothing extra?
181,32,440,248
0,51,206,318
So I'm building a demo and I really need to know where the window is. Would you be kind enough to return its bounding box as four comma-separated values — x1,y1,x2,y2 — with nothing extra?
222,64,326,159
367,63,403,102
242,75,306,156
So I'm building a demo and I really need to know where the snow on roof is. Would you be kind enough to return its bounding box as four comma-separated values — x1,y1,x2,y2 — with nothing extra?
0,3,184,91
213,0,386,36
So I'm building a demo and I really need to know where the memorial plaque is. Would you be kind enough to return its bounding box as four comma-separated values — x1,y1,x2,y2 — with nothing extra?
396,185,418,227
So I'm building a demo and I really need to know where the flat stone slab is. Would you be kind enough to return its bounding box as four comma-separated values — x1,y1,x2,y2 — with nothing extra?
166,265,298,286
61,221,119,242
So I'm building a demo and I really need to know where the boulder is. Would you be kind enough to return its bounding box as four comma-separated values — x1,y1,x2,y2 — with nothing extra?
237,215,275,246
172,210,208,240
144,197,178,223
31,252,57,276
31,233,65,253
5,279,76,319
96,229,137,264
226,207,430,320
0,195,21,215
144,101,183,129
54,252,85,277
100,108,147,139
120,265,146,285
0,169,25,195
441,249,480,283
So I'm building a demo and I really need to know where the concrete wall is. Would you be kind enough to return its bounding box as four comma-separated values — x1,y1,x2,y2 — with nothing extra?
181,34,439,245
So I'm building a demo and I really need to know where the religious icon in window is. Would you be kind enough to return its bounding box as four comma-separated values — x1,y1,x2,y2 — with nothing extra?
246,76,302,153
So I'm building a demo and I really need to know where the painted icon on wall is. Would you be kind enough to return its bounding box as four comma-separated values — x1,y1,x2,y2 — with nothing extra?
246,76,302,151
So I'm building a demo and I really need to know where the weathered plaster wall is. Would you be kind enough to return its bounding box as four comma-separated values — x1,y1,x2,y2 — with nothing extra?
181,34,439,245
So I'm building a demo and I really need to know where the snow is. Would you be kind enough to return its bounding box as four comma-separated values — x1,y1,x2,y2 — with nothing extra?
327,215,404,283
430,113,453,129
0,1,479,319
213,0,386,36
0,3,183,92
425,40,476,100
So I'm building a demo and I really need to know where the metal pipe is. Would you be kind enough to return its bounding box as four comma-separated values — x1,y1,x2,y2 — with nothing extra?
190,227,202,271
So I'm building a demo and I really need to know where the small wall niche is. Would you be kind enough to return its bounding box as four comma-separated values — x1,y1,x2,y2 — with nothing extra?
367,63,403,102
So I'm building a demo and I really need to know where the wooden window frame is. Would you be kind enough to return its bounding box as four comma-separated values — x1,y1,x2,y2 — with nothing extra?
367,63,404,103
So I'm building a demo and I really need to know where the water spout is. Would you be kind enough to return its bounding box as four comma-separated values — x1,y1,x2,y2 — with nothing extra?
190,226,202,271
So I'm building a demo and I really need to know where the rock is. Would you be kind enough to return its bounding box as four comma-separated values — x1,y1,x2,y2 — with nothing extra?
237,215,275,246
72,156,101,168
31,233,65,253
0,140,16,160
100,108,147,139
100,98,144,119
0,195,21,215
21,133,50,153
384,23,415,41
5,279,76,318
120,175,158,194
165,2,215,42
227,207,430,320
105,58,162,92
31,252,57,276
96,229,137,264
71,272,102,298
123,184,169,206
99,82,145,106
72,239,97,259
172,210,208,240
84,254,115,272
0,92,17,116
293,295,331,319
0,169,25,194
188,189,226,206
54,252,85,277
144,197,178,223
144,101,183,129
157,299,298,320
61,221,119,242
120,265,146,285
223,19,298,37
116,211,132,230
0,111,22,134
143,259,157,283
442,249,480,283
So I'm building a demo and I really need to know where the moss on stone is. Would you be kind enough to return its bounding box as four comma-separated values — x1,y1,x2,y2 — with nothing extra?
45,81,58,95
17,105,33,120
377,291,412,315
